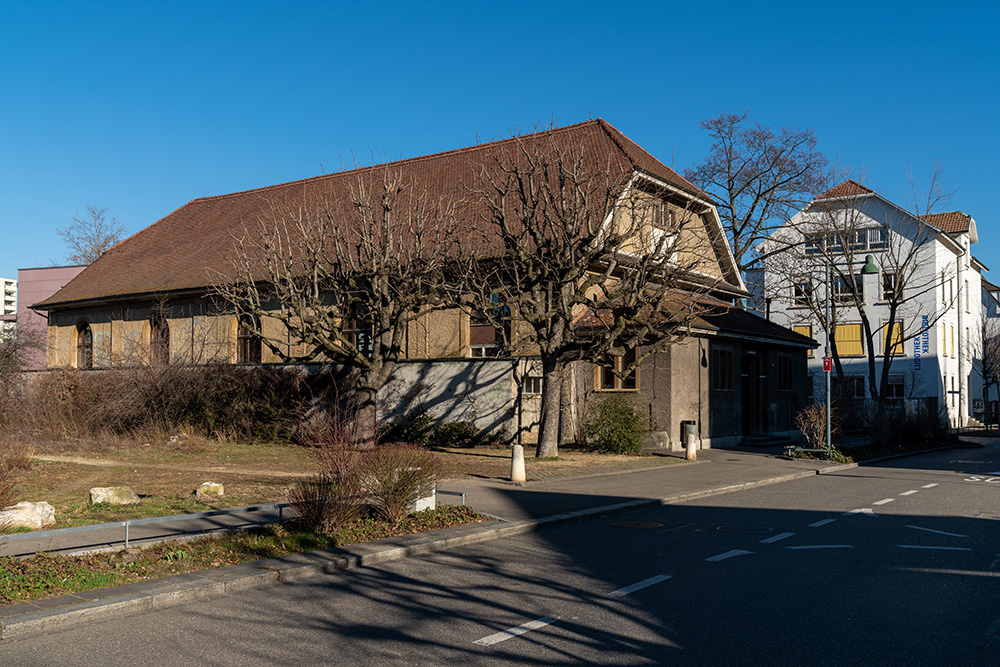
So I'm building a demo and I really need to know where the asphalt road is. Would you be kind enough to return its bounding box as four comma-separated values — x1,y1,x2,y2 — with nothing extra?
3,445,999,665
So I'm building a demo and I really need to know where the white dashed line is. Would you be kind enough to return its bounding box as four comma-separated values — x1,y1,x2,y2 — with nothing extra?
808,519,836,528
873,498,895,505
922,483,939,488
905,525,967,538
706,549,753,562
786,545,853,550
900,490,918,496
610,575,672,597
843,508,878,516
896,545,973,551
474,617,557,646
759,532,795,544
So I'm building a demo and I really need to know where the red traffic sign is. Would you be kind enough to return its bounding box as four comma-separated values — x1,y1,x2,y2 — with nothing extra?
823,357,833,372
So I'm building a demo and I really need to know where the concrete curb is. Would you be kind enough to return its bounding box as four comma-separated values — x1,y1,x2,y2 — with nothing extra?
0,464,848,640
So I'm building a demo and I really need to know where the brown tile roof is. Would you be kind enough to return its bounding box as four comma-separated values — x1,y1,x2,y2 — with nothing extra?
920,211,972,234
36,120,708,310
575,291,816,348
816,180,875,200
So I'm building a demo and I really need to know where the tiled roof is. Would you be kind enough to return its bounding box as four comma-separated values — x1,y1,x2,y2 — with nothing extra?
36,120,709,310
575,292,816,348
815,180,875,200
920,211,972,234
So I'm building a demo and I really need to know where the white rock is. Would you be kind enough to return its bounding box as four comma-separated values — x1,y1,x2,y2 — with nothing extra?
0,501,56,530
196,482,224,498
89,486,140,505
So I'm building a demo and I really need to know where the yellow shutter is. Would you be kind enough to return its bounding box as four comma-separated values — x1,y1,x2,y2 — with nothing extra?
884,322,903,355
793,325,813,357
834,323,863,356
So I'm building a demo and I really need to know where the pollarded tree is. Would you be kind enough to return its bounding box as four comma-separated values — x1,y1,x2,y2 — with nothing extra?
215,165,462,422
466,129,726,457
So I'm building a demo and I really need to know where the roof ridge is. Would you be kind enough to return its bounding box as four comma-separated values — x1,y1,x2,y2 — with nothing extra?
185,120,607,205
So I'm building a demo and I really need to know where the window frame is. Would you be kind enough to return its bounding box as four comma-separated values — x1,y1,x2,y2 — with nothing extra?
833,322,864,357
710,346,735,393
596,348,639,392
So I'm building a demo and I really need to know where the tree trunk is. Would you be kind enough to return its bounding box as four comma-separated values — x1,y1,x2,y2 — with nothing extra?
536,355,563,458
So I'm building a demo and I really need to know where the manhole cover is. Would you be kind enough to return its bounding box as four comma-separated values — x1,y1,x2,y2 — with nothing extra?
714,524,772,535
610,521,664,529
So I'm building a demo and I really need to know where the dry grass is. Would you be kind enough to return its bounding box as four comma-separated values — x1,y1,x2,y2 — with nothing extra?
0,442,35,472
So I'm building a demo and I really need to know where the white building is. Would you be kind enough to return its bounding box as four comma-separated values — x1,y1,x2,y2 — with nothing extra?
0,276,15,334
757,181,987,427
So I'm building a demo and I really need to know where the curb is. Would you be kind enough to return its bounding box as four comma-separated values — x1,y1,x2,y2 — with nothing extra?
0,464,860,640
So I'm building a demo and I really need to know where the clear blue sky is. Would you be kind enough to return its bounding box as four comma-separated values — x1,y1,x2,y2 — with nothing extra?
2,1,997,286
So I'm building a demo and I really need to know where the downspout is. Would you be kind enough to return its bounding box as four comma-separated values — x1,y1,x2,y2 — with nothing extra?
957,241,966,428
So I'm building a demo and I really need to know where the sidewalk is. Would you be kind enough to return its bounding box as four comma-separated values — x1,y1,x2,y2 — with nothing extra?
0,446,850,639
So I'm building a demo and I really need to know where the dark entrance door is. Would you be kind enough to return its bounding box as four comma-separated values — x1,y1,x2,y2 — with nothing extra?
741,350,762,435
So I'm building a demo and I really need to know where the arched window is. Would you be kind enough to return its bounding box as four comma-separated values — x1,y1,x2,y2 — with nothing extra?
76,321,93,369
237,314,262,364
150,313,170,365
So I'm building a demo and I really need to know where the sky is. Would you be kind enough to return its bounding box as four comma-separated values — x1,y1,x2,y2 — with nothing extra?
2,1,998,290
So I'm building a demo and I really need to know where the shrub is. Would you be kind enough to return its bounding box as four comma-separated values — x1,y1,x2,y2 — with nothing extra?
0,442,34,473
289,405,366,533
583,396,645,454
795,403,839,449
363,445,442,522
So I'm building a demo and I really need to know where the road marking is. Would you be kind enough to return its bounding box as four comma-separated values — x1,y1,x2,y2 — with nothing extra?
843,508,878,517
905,525,967,538
474,617,558,646
786,545,853,550
896,545,973,551
899,490,919,496
808,519,836,528
922,483,939,488
706,549,753,562
759,532,795,544
610,575,672,597
873,498,895,505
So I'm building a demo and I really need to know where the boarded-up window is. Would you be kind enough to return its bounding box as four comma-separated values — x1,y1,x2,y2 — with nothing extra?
777,354,794,392
833,323,863,357
150,314,170,365
76,321,93,369
237,314,262,364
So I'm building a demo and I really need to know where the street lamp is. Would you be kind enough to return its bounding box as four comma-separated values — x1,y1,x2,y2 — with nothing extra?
825,255,878,450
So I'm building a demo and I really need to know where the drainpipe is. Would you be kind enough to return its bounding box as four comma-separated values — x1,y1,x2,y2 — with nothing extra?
957,242,966,428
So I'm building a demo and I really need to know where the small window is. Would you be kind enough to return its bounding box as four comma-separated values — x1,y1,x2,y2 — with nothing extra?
596,348,638,391
237,314,262,364
793,324,813,357
834,375,866,399
849,230,867,252
344,303,373,359
867,227,887,250
951,325,955,358
777,354,794,392
833,274,862,303
803,232,823,255
792,279,812,307
76,321,93,369
710,347,734,392
881,273,897,302
886,375,904,408
653,202,674,229
833,323,864,357
523,376,543,396
469,296,509,358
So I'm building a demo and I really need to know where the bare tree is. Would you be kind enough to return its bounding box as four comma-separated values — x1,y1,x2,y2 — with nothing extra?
685,112,830,280
215,165,462,423
467,132,721,457
973,311,1000,428
57,205,128,264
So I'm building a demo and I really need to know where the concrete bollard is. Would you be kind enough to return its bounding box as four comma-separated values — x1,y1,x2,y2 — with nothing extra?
510,444,526,483
682,420,697,461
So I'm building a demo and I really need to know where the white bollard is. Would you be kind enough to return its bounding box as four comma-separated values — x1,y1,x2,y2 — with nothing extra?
683,421,697,461
510,444,526,483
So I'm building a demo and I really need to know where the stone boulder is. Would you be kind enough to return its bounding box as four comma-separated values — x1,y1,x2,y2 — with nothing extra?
90,486,140,505
196,482,224,500
0,501,56,530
